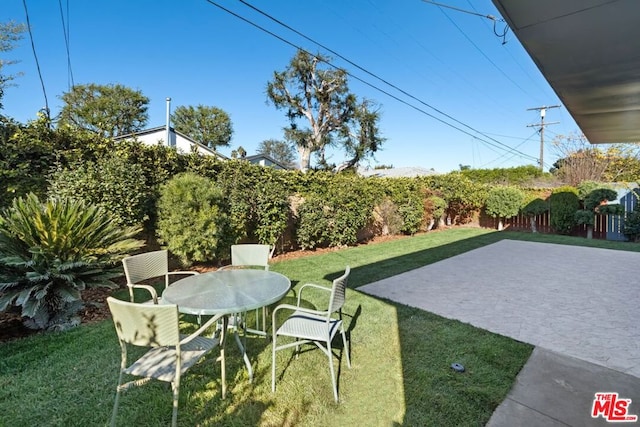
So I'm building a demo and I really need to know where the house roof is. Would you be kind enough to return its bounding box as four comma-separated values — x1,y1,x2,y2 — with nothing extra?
113,125,228,159
492,0,640,144
243,154,291,170
359,166,439,178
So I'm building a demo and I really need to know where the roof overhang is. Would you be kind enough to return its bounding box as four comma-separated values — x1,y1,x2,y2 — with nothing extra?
492,0,640,143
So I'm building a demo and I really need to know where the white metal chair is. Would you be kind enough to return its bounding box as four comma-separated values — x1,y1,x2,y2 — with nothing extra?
122,250,199,304
219,244,271,335
271,266,351,403
106,297,226,427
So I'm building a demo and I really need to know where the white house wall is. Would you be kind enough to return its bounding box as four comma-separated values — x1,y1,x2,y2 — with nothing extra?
133,129,222,158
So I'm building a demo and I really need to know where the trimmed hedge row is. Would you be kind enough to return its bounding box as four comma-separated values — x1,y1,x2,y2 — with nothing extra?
3,120,619,263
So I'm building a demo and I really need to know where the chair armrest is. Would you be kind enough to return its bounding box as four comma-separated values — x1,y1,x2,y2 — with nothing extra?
180,314,224,345
130,284,159,303
168,271,199,276
297,283,331,306
272,303,328,326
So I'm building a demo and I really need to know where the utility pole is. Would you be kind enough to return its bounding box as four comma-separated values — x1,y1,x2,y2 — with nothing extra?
527,105,560,171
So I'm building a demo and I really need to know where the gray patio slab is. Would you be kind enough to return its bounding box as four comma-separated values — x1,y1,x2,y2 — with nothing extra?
359,239,640,378
487,348,640,427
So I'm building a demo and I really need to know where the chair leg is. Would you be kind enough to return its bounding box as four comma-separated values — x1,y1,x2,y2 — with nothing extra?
220,316,227,399
341,329,351,368
171,378,180,427
327,343,339,403
271,334,277,392
110,385,122,427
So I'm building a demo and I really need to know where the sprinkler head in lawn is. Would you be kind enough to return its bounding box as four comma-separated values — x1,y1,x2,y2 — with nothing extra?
451,362,465,373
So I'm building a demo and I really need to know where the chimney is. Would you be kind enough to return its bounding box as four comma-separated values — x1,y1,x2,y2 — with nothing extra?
166,97,171,147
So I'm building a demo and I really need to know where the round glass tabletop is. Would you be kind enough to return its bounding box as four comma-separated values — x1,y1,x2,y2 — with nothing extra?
162,270,291,316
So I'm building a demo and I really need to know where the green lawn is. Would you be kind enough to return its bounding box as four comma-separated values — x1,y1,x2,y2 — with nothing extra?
2,228,637,426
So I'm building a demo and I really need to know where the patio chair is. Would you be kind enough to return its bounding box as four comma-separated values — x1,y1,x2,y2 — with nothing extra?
219,244,271,335
271,266,351,403
122,250,198,304
106,297,226,427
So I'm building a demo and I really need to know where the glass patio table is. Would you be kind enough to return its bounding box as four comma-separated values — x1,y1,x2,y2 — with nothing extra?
162,269,291,382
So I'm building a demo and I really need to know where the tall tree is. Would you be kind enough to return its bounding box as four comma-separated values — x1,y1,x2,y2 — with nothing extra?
550,131,640,185
0,21,26,110
256,138,297,168
58,83,149,138
267,49,383,171
171,105,233,150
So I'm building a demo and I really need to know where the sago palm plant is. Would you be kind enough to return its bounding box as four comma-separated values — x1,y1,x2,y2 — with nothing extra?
0,193,144,331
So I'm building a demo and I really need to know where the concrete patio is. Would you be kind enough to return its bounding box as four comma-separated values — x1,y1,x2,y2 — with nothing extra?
360,239,640,426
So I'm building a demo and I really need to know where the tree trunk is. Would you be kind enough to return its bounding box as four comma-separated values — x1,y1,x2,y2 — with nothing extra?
426,219,435,231
497,219,504,231
530,217,538,233
298,146,312,172
587,225,593,239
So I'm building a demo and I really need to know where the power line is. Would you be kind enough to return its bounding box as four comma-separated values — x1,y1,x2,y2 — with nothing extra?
58,0,74,90
480,130,538,168
22,0,49,122
220,0,538,162
421,0,503,21
434,6,534,98
421,0,509,44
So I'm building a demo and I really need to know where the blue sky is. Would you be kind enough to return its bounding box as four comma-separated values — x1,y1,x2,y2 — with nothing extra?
2,0,580,172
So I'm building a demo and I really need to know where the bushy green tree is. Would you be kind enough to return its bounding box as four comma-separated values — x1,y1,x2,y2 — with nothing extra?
156,173,232,265
575,187,623,239
171,104,233,150
257,139,297,169
59,83,149,138
521,197,549,233
0,194,143,331
549,186,579,234
484,186,525,230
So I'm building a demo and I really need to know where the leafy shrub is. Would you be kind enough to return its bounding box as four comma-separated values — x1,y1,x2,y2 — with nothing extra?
575,187,623,238
549,186,579,234
254,180,290,247
296,177,375,249
424,172,487,224
114,140,194,229
397,195,424,235
521,197,549,233
215,161,291,247
485,186,525,219
623,198,640,242
156,173,232,265
375,198,403,235
423,195,447,230
48,154,148,227
296,196,329,249
0,193,143,331
461,165,546,185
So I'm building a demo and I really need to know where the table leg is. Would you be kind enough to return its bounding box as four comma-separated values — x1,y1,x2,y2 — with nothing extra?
233,314,253,382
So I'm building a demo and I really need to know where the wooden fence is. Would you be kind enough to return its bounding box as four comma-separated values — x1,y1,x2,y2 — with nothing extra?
478,187,639,240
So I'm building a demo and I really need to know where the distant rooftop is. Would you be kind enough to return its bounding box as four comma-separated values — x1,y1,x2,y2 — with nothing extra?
358,166,440,178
